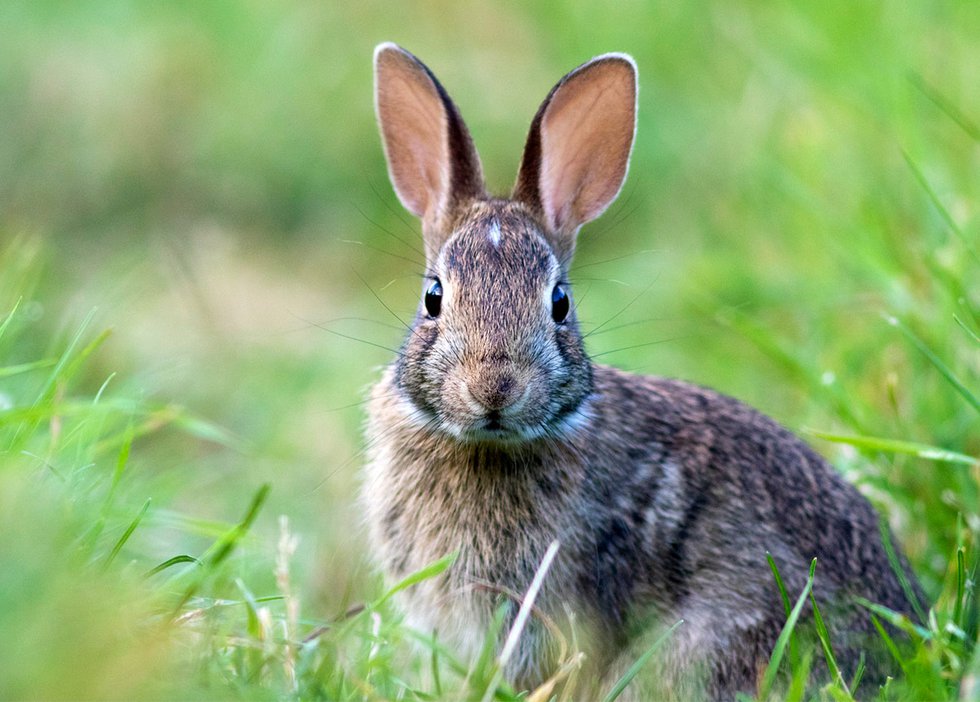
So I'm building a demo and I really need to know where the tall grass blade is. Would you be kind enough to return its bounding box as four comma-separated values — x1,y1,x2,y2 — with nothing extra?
855,599,931,640
716,307,867,431
145,554,200,577
808,592,850,699
206,483,270,568
481,541,560,702
954,315,980,345
0,358,56,379
431,632,443,698
104,420,135,509
954,547,966,628
371,551,457,611
848,654,865,695
759,558,817,701
602,619,683,702
908,72,980,143
870,614,907,674
175,483,271,610
879,519,927,623
60,328,113,391
471,601,513,698
886,315,980,415
0,298,21,342
5,309,96,450
807,430,977,466
767,552,798,668
173,412,244,450
104,498,151,569
901,151,980,265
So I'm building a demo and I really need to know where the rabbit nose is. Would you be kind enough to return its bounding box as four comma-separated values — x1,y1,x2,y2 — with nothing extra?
467,373,520,411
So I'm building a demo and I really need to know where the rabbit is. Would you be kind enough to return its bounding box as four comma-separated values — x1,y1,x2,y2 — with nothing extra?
362,43,923,701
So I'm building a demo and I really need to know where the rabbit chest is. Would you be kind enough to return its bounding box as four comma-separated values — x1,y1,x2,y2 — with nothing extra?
362,373,604,655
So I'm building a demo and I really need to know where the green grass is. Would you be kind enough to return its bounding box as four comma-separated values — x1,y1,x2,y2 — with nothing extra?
1,1,978,699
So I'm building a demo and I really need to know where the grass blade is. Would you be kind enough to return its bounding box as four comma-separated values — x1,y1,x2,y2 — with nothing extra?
174,484,271,611
870,614,907,675
480,541,561,702
431,631,443,698
206,483,271,568
886,315,980,415
104,498,151,569
497,542,559,673
954,547,966,628
767,552,798,668
759,558,817,700
954,315,980,345
809,592,851,699
807,430,977,466
879,519,927,623
855,599,931,640
145,554,200,577
908,72,980,143
371,551,457,611
104,420,135,510
709,305,866,432
848,654,865,696
59,328,113,392
0,298,21,342
901,151,980,265
0,358,56,379
601,619,683,702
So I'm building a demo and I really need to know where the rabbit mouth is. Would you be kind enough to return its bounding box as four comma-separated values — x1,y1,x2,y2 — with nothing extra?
484,411,504,431
454,411,528,443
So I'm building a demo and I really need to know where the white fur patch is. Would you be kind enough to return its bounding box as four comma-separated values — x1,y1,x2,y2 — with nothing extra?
646,459,685,530
488,218,501,247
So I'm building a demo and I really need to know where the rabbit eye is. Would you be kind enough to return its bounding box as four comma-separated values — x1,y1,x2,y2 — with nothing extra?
551,285,569,324
424,278,443,317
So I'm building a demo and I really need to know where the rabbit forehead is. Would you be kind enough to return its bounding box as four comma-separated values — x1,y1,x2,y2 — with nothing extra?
438,205,558,287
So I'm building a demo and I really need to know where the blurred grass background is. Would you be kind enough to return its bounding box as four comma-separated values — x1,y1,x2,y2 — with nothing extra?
0,0,977,699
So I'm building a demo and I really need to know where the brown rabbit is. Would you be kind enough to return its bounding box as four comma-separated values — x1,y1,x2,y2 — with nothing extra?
363,43,922,700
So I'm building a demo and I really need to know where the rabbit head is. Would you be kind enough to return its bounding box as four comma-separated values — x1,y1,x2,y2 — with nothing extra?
374,44,637,442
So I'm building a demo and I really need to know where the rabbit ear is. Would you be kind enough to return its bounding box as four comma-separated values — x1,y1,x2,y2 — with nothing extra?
374,43,486,253
514,54,637,260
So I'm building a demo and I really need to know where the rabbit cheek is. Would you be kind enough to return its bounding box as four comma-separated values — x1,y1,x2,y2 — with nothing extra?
394,321,445,420
544,326,593,423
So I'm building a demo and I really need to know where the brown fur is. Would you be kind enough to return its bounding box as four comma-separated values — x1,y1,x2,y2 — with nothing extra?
364,44,922,700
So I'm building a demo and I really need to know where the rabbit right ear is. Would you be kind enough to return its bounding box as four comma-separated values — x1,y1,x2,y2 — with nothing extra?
514,54,637,261
374,44,486,254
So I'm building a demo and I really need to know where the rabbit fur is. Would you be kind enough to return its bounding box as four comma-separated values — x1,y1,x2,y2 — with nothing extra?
363,43,922,700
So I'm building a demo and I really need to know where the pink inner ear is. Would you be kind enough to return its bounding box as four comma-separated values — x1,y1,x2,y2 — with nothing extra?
376,50,449,219
538,60,636,234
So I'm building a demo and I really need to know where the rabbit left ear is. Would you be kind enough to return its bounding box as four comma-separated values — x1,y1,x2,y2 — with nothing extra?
374,43,486,256
513,54,637,260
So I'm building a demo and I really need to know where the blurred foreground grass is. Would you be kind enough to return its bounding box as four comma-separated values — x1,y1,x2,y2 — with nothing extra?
1,1,978,699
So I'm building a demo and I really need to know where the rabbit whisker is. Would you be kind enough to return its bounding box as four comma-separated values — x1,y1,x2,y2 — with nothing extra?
299,315,405,357
342,239,426,268
588,335,689,360
353,201,426,259
582,316,673,339
364,170,427,245
581,273,661,339
572,248,660,272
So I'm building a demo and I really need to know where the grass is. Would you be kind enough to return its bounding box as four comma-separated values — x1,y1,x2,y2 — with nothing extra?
1,1,978,699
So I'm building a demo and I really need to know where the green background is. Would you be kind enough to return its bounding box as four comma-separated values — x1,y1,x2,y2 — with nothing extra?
0,1,977,699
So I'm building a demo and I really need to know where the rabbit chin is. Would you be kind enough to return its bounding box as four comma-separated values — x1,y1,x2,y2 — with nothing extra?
449,419,541,444
436,400,596,445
